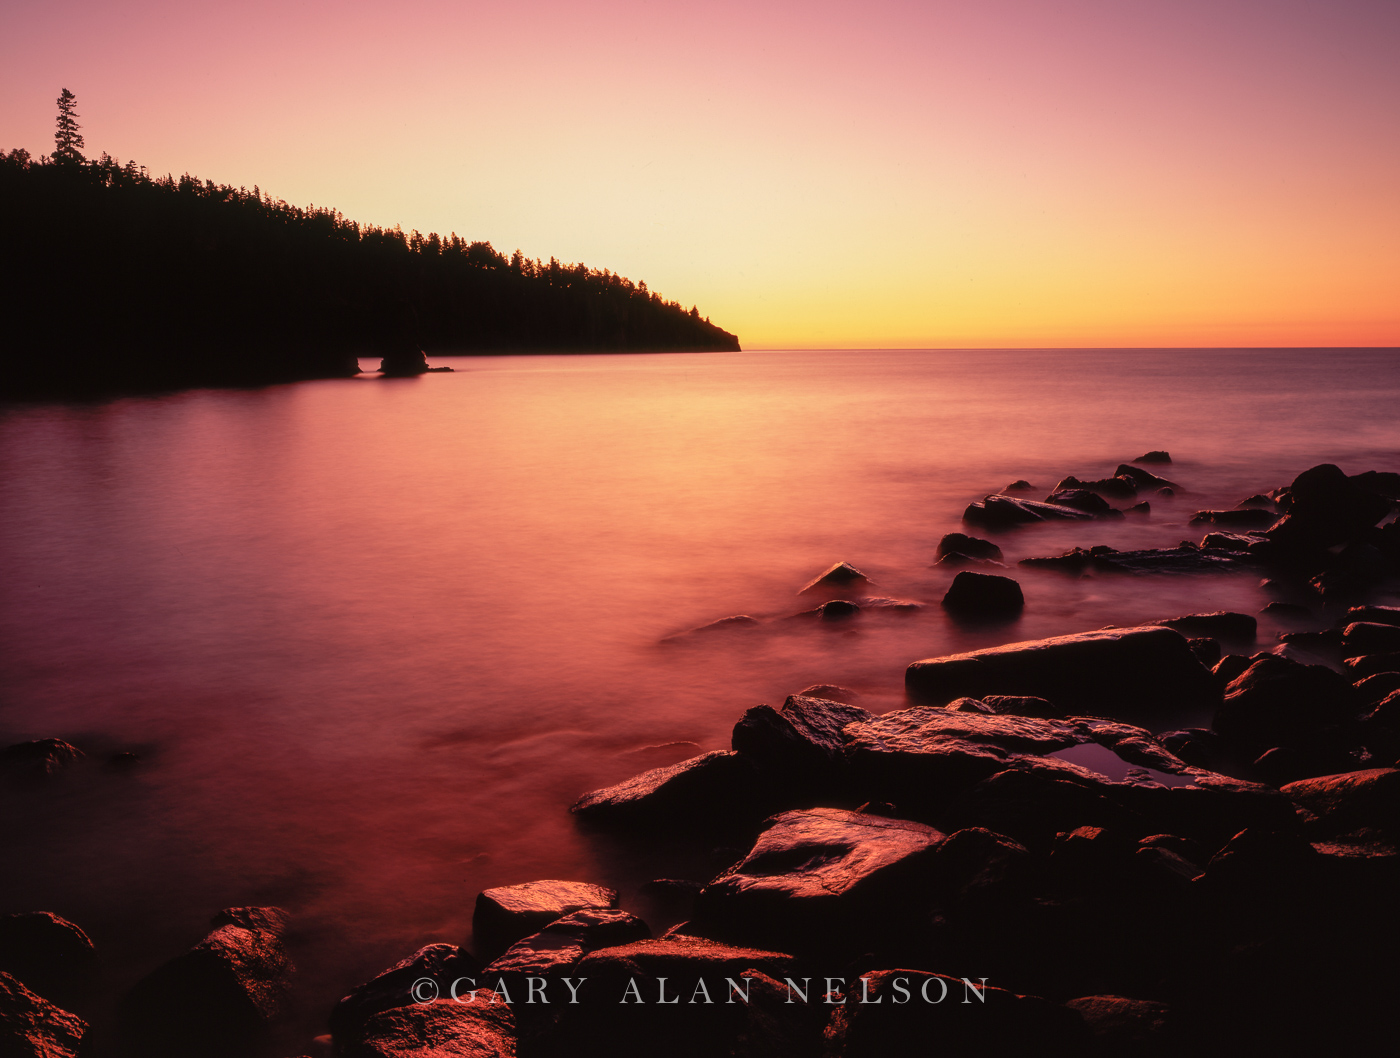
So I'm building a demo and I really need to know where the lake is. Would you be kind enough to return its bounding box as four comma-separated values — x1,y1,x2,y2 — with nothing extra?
2,347,1398,1052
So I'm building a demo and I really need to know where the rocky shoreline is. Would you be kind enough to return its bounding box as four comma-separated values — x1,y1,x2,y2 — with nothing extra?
5,457,1400,1056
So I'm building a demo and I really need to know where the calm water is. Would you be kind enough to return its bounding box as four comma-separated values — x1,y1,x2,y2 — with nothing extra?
2,348,1399,1051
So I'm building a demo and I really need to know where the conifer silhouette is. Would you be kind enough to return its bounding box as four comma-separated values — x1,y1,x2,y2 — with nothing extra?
54,88,85,162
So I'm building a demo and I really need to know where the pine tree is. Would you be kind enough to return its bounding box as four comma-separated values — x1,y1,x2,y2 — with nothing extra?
54,89,85,163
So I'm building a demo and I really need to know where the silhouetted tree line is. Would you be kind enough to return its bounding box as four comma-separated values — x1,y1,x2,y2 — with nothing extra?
1,143,739,397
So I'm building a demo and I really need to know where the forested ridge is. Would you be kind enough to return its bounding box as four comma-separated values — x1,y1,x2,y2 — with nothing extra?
0,146,740,397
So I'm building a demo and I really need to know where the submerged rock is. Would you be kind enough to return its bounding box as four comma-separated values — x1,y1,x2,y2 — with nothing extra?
473,881,618,960
0,971,87,1058
1114,464,1176,489
936,532,1004,563
1020,543,1252,576
116,906,290,1058
905,625,1215,715
940,571,1024,619
1133,451,1172,464
1046,488,1117,514
1052,475,1138,499
1003,479,1036,492
963,495,1095,531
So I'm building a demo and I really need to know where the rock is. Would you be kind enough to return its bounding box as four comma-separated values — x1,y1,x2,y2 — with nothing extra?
1066,995,1177,1055
1152,611,1257,642
115,906,290,1057
1196,826,1320,894
1349,470,1400,499
853,596,922,611
1355,672,1400,706
1344,653,1400,680
1341,621,1400,658
472,882,618,960
570,751,768,829
940,571,1024,619
1133,451,1172,464
1261,463,1392,555
342,996,515,1058
666,615,761,640
1156,486,1175,497
815,599,859,622
1126,501,1150,515
1114,464,1176,489
936,532,1003,563
1052,475,1139,499
378,348,431,376
731,695,872,788
1188,637,1221,667
330,943,481,1042
822,970,1088,1056
1252,746,1365,787
979,695,1063,718
798,684,860,703
1237,494,1275,509
929,827,1033,902
0,913,94,1002
946,696,996,713
693,808,945,953
1259,601,1313,621
935,550,1003,568
0,971,87,1058
798,562,870,595
906,625,1215,716
0,739,83,776
1020,543,1252,575
1281,768,1400,837
1211,654,1252,686
1189,509,1277,529
484,909,650,976
1004,479,1036,492
1045,489,1115,514
1335,605,1400,628
1156,727,1234,772
963,495,1094,531
535,939,798,1058
1213,654,1361,750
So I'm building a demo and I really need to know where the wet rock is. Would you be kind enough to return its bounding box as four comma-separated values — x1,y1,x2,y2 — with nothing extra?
1281,768,1400,837
473,882,618,960
116,906,290,1058
929,827,1034,902
1114,464,1176,489
935,550,1003,568
1133,451,1172,464
946,696,996,713
1341,621,1400,658
1187,637,1220,667
343,995,515,1058
330,943,481,1042
693,808,945,953
1053,474,1139,499
1156,728,1234,772
1355,672,1400,706
1261,463,1392,555
571,750,768,829
1349,470,1400,499
963,494,1095,531
1237,493,1275,509
1252,746,1365,787
1066,995,1177,1055
822,970,1088,1056
798,684,860,703
484,909,650,976
816,599,859,622
731,695,872,789
1259,600,1313,621
1213,654,1361,750
0,739,83,776
0,971,87,1058
1004,479,1036,492
978,694,1063,718
936,532,1003,563
1335,604,1400,628
906,625,1215,716
0,913,94,1003
1020,543,1252,575
1200,530,1259,550
665,614,761,641
798,562,870,595
940,571,1024,619
1153,610,1257,642
1045,488,1116,514
536,941,799,1058
1156,486,1175,497
852,596,922,611
1126,501,1150,515
1189,509,1277,529
1211,654,1252,686
1344,653,1400,680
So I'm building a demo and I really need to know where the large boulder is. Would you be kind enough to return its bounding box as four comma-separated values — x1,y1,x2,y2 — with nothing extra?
940,571,1024,619
342,995,516,1058
0,971,86,1058
731,694,871,791
905,626,1216,717
472,881,617,960
1342,621,1400,658
821,970,1088,1056
1213,654,1362,750
0,913,94,1003
1262,463,1392,555
693,808,945,953
330,943,481,1043
570,751,768,828
1336,604,1400,628
1281,768,1400,837
115,906,290,1057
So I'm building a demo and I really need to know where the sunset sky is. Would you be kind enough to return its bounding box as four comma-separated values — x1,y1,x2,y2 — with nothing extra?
3,0,1397,348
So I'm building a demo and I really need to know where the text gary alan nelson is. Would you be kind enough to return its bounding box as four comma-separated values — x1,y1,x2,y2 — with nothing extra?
409,975,991,1006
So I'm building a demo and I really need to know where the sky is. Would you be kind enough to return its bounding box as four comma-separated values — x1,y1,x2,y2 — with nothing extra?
3,0,1397,348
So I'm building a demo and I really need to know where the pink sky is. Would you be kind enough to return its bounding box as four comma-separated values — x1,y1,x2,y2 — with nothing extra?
3,0,1397,346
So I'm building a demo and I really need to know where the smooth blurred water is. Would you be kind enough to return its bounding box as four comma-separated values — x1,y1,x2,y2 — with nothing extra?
2,348,1398,1051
